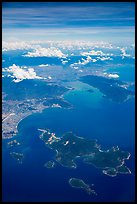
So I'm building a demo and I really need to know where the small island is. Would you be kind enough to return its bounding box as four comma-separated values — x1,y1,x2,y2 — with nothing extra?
44,160,56,168
7,139,21,148
69,178,97,195
10,152,24,164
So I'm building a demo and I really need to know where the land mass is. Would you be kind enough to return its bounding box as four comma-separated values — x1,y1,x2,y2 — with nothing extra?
69,178,97,195
80,75,134,103
2,78,71,139
38,129,131,177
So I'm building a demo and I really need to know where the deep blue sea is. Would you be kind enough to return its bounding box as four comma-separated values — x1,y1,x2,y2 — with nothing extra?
2,77,135,202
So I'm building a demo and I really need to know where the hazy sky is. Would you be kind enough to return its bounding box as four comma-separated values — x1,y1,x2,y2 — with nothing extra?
2,2,135,44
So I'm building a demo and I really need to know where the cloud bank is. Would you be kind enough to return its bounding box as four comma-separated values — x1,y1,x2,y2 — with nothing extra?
2,40,114,52
23,47,66,58
81,50,113,56
70,55,112,68
2,41,39,51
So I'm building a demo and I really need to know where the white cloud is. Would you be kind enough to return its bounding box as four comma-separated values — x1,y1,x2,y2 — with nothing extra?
24,47,66,58
81,56,93,65
38,64,49,67
61,59,68,64
48,76,52,80
78,70,83,72
70,55,99,68
81,49,114,58
6,64,42,82
108,73,119,78
120,48,131,59
81,50,105,56
97,56,113,61
70,56,112,67
70,56,93,68
92,59,97,62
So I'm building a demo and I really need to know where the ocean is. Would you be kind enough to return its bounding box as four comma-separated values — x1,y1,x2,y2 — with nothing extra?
2,77,135,202
2,78,135,202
